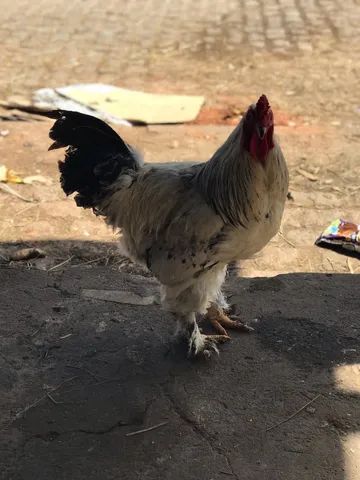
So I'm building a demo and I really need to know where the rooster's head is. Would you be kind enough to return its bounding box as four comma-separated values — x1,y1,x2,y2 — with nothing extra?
243,94,274,164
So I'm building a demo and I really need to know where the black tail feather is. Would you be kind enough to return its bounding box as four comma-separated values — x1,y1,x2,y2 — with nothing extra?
45,110,138,209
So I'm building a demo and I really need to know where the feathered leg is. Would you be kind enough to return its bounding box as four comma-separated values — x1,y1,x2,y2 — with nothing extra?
205,303,254,337
175,312,229,357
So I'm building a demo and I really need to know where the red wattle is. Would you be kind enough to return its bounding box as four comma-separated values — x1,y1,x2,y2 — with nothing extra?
249,134,268,164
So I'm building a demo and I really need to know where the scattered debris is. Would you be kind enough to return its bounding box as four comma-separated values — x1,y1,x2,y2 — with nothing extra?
296,167,318,182
12,376,77,421
55,84,204,125
194,103,243,125
23,175,52,186
341,348,357,354
347,258,354,274
326,256,335,271
0,181,33,202
96,320,107,333
266,394,322,432
191,97,302,126
0,102,45,121
278,229,296,248
8,247,46,262
125,421,168,437
59,333,73,340
315,219,360,258
0,164,52,186
47,256,74,272
0,112,39,122
82,289,159,306
52,305,68,313
4,84,204,125
71,255,113,267
46,393,64,405
31,322,45,337
0,165,23,184
287,191,294,201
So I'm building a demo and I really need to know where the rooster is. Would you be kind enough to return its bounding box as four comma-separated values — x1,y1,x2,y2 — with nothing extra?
45,94,288,356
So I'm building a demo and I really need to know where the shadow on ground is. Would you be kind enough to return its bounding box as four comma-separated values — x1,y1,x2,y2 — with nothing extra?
1,240,359,480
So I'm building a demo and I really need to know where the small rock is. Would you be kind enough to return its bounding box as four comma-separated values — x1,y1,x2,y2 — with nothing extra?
96,320,107,333
110,317,122,323
52,305,68,313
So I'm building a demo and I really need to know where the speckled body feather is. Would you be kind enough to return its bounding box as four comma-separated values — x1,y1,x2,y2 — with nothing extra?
101,117,288,313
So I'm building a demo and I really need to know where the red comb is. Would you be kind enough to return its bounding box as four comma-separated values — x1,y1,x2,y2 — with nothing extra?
256,94,270,117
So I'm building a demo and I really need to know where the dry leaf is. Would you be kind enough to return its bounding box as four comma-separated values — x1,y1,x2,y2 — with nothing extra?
0,165,23,183
0,165,52,189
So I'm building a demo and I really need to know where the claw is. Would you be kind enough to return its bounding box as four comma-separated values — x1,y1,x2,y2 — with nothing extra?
188,323,229,357
209,320,228,337
229,315,255,332
205,305,254,336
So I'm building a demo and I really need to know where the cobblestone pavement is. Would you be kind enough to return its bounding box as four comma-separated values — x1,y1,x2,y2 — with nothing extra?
0,0,359,98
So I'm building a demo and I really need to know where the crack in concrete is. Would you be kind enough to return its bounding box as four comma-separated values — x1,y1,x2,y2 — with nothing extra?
77,420,132,435
21,398,156,450
163,386,238,479
21,420,134,452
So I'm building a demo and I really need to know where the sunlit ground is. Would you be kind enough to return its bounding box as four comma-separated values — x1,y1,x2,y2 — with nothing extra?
335,364,360,479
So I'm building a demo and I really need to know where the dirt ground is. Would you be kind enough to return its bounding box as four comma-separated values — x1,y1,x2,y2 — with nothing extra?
0,113,359,276
1,1,360,479
1,268,360,480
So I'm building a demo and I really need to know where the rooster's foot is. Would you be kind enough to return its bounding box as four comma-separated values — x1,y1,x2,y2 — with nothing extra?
188,322,229,357
205,304,254,337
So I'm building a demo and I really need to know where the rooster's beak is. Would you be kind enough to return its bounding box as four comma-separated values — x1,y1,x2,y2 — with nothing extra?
48,140,67,151
257,126,267,140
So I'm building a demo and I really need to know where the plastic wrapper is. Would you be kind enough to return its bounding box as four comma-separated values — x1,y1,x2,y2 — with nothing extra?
315,218,360,257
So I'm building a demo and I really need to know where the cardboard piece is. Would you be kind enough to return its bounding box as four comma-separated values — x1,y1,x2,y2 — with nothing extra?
56,84,204,124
